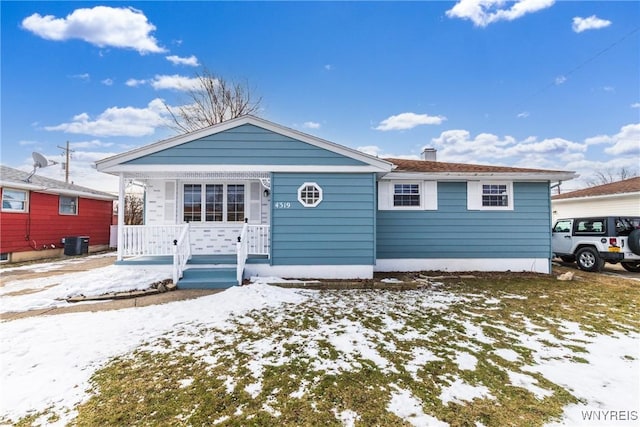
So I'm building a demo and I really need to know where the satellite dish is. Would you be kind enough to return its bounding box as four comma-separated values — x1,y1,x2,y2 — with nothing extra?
24,152,52,182
32,152,49,169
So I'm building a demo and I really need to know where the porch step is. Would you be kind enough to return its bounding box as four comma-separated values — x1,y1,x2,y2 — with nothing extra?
178,267,237,289
187,255,237,265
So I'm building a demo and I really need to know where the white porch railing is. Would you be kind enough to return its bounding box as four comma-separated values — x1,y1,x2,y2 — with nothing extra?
237,223,270,286
121,225,188,256
172,224,191,284
246,225,270,256
237,222,249,285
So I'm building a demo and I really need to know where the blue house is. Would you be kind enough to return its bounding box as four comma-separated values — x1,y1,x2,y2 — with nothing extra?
96,116,575,288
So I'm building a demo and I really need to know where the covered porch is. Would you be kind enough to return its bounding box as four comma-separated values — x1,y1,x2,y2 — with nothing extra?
113,171,272,288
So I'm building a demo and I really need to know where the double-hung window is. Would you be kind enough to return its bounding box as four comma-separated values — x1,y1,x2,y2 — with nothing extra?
59,196,78,215
467,181,513,210
1,188,28,212
393,183,421,207
481,184,509,207
378,181,438,210
183,184,245,223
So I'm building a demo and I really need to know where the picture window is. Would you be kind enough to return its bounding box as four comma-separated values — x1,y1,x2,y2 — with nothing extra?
183,184,245,223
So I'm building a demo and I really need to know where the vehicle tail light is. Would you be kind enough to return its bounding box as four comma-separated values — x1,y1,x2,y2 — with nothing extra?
609,237,618,246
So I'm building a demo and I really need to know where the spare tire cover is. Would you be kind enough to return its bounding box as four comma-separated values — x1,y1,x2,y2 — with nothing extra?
628,229,640,256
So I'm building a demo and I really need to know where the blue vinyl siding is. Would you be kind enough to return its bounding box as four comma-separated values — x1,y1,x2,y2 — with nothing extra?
125,124,365,166
377,182,552,259
271,173,376,265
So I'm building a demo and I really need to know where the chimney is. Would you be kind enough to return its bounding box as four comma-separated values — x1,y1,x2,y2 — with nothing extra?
421,148,437,161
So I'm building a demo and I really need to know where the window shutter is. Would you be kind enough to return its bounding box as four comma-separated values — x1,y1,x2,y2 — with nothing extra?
164,181,176,222
248,182,262,224
377,181,392,210
423,181,438,210
467,181,481,210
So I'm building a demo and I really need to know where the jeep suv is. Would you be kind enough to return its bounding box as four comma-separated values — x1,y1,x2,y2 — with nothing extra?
552,216,640,272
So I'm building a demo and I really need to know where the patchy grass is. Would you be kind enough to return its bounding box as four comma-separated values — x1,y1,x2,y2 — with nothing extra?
17,267,639,426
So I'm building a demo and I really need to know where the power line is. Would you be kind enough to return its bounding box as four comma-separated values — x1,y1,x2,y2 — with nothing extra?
517,25,640,108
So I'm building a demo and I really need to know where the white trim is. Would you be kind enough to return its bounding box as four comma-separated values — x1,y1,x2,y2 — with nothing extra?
467,181,514,211
374,258,550,274
244,264,373,280
117,173,125,261
423,181,438,210
96,115,394,172
99,164,387,174
384,171,576,182
297,182,323,208
378,180,438,211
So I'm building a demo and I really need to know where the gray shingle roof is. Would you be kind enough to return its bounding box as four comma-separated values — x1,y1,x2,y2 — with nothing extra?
0,165,116,200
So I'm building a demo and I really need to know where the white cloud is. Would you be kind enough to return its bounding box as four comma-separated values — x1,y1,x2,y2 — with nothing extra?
430,129,585,169
303,121,321,129
324,64,334,71
517,111,530,118
101,78,114,86
44,98,169,137
127,75,202,91
150,74,202,91
446,0,555,27
126,78,147,87
585,124,640,157
375,112,447,131
357,145,383,156
19,140,38,146
357,145,419,160
70,73,90,81
603,123,640,156
166,55,200,67
555,75,567,85
70,140,114,149
631,102,640,109
21,6,165,54
572,15,612,33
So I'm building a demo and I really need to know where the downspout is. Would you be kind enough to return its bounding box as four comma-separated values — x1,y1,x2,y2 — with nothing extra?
117,173,125,261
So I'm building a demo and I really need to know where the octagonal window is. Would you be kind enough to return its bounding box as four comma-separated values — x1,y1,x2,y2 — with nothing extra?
298,182,323,208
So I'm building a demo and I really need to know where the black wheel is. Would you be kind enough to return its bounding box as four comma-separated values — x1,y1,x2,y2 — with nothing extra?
621,262,640,272
560,255,575,263
576,247,604,272
628,229,640,256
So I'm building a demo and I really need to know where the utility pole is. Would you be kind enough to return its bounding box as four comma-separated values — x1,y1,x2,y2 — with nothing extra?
57,141,74,183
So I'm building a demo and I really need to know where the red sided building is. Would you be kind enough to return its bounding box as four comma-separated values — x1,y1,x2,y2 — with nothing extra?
1,165,116,263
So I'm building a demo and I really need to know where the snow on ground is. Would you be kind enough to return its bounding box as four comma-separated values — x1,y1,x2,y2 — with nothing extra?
388,386,448,427
0,264,170,313
0,252,114,274
1,260,638,426
0,279,308,424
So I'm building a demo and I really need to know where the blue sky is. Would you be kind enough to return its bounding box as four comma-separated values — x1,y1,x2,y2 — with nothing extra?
1,0,639,193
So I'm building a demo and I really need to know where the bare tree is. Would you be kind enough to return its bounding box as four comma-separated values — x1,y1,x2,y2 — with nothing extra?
124,194,144,225
585,167,639,187
164,68,262,133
